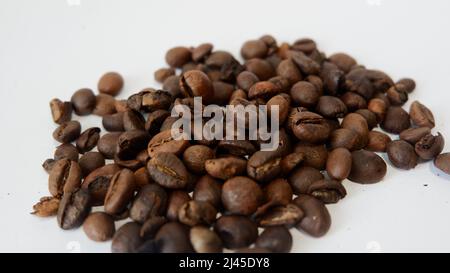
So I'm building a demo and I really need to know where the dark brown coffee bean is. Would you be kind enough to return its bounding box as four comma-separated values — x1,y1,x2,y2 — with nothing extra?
292,38,316,53
341,113,369,149
410,101,435,128
306,179,346,204
344,68,374,99
236,71,260,92
154,68,175,83
166,46,191,68
293,195,331,237
113,154,143,170
156,222,194,253
415,133,445,160
83,212,115,242
247,151,282,183
166,190,191,221
387,140,418,170
435,153,450,175
50,98,72,124
193,175,222,209
140,216,167,240
147,152,190,189
289,50,320,75
255,226,292,253
291,111,330,143
294,143,328,170
93,94,117,116
76,127,100,153
214,215,258,249
54,143,79,162
329,128,360,151
373,92,391,107
42,158,56,174
163,75,182,98
190,226,223,253
340,92,367,111
305,75,323,95
31,196,60,217
267,94,291,125
104,169,136,216
348,150,387,184
386,84,408,106
368,98,387,122
355,109,378,130
102,112,125,132
115,99,130,113
79,152,105,177
366,69,394,93
122,110,144,131
116,130,150,160
222,176,263,215
234,247,272,253
178,200,217,226
191,43,213,62
179,70,214,103
248,81,280,100
127,88,172,112
320,62,344,96
181,145,215,175
48,159,82,197
268,75,291,93
381,106,411,134
290,81,319,108
258,204,304,227
289,166,324,195
82,163,121,205
145,110,170,135
217,140,257,157
57,188,91,230
281,152,305,175
134,167,152,188
97,132,121,159
53,121,81,143
205,157,247,180
366,131,391,152
245,58,275,80
276,59,302,84
328,53,357,73
147,130,190,158
111,222,143,253
397,78,416,93
98,72,123,96
241,40,268,60
316,96,347,118
70,88,96,116
211,81,234,105
400,127,431,144
262,179,293,207
326,148,352,180
130,184,167,223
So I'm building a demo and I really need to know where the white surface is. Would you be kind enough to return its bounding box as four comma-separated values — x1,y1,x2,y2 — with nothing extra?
1,0,450,253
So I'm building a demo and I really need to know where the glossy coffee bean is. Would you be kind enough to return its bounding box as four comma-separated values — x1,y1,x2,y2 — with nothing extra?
341,113,369,148
217,140,257,157
178,200,217,226
400,127,431,145
190,226,223,253
237,71,260,92
410,101,435,128
222,176,263,215
434,153,450,175
293,195,331,237
245,58,275,81
104,169,136,216
71,88,96,116
355,109,378,130
180,70,214,103
255,226,292,253
76,127,100,153
82,163,121,205
366,131,391,152
290,81,319,108
154,68,175,83
289,166,324,195
182,145,215,174
387,140,418,170
147,130,190,158
348,150,387,184
276,59,302,85
147,152,190,189
248,81,280,100
134,167,152,188
386,84,408,106
145,110,170,135
294,143,328,170
264,178,293,206
291,111,330,143
326,148,352,180
316,96,347,119
97,132,121,159
191,43,213,62
214,215,258,249
288,50,320,75
57,188,91,230
306,179,347,204
165,46,191,68
50,98,72,124
127,88,172,112
328,53,357,73
98,72,123,96
111,222,143,253
78,152,105,177
340,92,367,112
280,152,305,175
267,94,291,124
116,130,150,160
130,184,167,223
83,212,115,242
93,94,117,116
102,112,125,132
241,40,268,60
53,121,81,143
258,204,304,227
320,62,344,96
54,143,79,162
123,110,145,131
381,106,411,134
247,150,282,182
205,157,247,180
329,128,360,151
415,133,444,161
397,78,416,93
48,159,82,197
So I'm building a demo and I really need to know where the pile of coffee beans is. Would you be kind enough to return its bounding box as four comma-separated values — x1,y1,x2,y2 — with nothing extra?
33,35,450,253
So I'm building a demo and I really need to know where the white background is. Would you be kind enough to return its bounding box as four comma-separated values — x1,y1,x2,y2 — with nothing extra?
1,0,450,253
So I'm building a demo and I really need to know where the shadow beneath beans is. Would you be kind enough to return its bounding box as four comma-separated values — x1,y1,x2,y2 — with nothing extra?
429,161,450,181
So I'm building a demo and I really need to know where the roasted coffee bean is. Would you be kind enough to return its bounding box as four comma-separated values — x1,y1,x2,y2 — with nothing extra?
291,38,316,53
264,179,293,206
154,68,175,83
248,81,280,100
340,92,367,111
191,43,213,62
76,127,100,153
320,62,344,96
147,130,190,158
434,153,450,175
214,215,258,249
42,158,56,173
71,88,96,116
267,94,291,124
116,130,150,160
410,101,435,128
93,94,117,116
48,159,82,197
234,247,272,253
165,46,191,68
276,59,302,84
291,111,330,143
163,75,182,98
329,128,360,151
130,184,167,223
211,81,235,105
222,176,263,215
111,222,143,253
139,216,167,240
50,98,72,124
387,84,408,106
247,151,282,182
366,130,391,152
115,99,130,113
147,152,190,189
179,70,214,103
193,175,222,209
178,200,217,226
328,53,357,73
341,113,369,148
400,127,431,144
255,226,292,253
159,116,178,132
53,121,81,143
54,143,79,162
83,212,115,242
97,132,121,159
415,133,445,160
268,75,291,93
381,106,411,134
366,69,394,93
31,196,60,217
387,140,418,170
289,166,324,195
104,169,136,216
355,109,378,130
305,75,324,95
134,167,152,188
245,58,275,80
348,150,387,184
258,204,304,227
316,96,347,118
294,143,328,170
368,98,387,122
166,191,191,221
205,157,247,180
57,188,91,230
241,40,268,60
236,71,259,92
145,110,170,135
293,195,331,237
123,110,145,131
396,78,416,93
306,179,346,204
344,68,374,99
78,152,105,177
82,163,121,205
326,148,352,180
98,72,123,96
289,50,320,75
217,140,256,157
155,222,193,253
182,145,215,174
290,81,319,108
127,88,172,112
102,112,125,132
280,152,305,175
190,226,223,253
